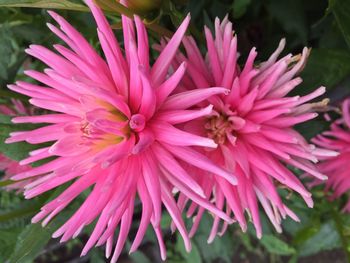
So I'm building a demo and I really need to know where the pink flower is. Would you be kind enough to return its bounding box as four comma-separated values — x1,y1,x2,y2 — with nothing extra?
0,100,32,190
169,17,337,240
312,99,350,211
5,2,235,261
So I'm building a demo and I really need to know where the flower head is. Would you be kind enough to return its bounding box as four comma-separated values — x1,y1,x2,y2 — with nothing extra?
6,2,235,261
169,17,337,239
312,99,350,211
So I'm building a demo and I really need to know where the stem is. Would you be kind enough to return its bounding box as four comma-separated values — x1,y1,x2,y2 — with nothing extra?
332,206,350,262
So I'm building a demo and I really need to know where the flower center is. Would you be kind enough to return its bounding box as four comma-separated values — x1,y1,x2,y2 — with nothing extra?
205,114,232,145
205,105,245,145
129,114,146,132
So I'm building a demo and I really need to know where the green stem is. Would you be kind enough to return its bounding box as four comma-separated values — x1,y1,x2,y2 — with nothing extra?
332,206,350,262
0,176,35,187
0,89,28,101
0,203,41,222
0,179,17,187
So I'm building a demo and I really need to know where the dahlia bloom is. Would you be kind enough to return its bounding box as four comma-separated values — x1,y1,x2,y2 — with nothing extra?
312,99,350,211
0,100,32,190
5,2,235,261
168,17,337,239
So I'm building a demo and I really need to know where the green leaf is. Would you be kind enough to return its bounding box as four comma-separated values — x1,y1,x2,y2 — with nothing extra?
330,0,350,49
260,235,296,256
298,221,341,257
0,227,23,261
0,0,88,11
297,48,350,95
7,186,79,263
8,223,55,263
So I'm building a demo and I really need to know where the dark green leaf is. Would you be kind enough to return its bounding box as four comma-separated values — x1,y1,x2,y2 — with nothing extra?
266,0,308,45
297,48,350,95
330,0,350,49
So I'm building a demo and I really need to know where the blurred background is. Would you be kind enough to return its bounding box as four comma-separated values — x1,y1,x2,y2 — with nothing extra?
0,0,350,262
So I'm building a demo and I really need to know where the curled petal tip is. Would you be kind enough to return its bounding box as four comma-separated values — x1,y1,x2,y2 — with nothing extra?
4,138,13,144
256,232,262,239
52,230,62,239
47,10,58,18
207,236,215,244
319,86,326,94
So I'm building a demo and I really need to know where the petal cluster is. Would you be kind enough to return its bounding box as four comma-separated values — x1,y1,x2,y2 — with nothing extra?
5,2,235,261
169,17,337,239
312,99,350,211
0,100,32,190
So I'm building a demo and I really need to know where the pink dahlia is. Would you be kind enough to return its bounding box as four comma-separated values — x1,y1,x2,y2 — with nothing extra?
5,2,235,261
0,100,32,190
168,18,337,239
312,99,350,211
